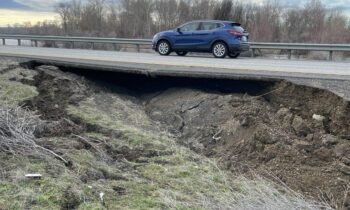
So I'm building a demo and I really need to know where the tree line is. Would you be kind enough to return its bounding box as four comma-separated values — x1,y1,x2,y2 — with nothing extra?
3,0,350,43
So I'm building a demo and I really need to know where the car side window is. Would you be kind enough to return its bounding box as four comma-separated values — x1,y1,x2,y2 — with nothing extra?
200,22,223,30
180,22,200,32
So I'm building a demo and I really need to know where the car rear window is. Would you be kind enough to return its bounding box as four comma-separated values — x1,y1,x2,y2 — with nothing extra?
230,24,245,33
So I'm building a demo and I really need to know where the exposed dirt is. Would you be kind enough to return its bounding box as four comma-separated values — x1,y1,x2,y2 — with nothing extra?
145,81,350,206
9,64,350,208
23,65,90,137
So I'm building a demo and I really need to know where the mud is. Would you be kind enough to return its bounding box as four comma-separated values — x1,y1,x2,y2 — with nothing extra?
21,64,350,208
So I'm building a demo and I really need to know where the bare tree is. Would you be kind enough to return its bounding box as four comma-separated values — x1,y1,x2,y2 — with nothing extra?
28,0,347,44
213,0,233,20
191,0,215,20
80,0,106,36
55,2,71,34
302,0,325,42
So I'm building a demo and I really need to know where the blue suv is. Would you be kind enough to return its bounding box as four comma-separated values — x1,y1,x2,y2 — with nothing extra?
152,20,249,58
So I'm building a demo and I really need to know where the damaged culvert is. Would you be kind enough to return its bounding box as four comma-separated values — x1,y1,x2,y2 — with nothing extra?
1,62,349,209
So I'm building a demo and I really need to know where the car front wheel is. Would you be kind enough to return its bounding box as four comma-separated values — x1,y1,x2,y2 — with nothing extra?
175,51,188,56
212,42,228,58
228,52,240,58
157,40,171,56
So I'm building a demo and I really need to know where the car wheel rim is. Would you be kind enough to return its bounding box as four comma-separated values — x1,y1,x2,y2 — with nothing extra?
158,42,169,54
214,44,226,57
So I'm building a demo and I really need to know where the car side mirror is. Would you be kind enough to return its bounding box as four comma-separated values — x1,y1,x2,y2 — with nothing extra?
176,28,181,33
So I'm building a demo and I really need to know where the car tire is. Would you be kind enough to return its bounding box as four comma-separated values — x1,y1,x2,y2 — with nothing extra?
157,40,171,56
212,42,228,58
175,51,188,56
228,52,240,58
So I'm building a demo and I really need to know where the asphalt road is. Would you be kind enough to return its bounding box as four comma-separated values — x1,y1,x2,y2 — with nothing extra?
0,46,349,81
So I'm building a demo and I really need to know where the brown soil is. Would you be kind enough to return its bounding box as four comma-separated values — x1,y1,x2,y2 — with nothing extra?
24,65,90,137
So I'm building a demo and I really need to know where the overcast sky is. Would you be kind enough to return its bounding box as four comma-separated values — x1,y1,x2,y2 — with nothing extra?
0,0,349,26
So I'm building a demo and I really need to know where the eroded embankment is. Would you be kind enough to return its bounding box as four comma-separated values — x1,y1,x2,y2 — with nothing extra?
63,65,350,208
0,61,349,209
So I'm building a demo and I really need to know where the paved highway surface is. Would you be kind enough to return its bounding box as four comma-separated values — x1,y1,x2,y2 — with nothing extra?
0,46,349,81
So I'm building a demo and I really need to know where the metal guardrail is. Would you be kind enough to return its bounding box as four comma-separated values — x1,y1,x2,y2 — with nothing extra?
1,34,350,60
0,34,151,52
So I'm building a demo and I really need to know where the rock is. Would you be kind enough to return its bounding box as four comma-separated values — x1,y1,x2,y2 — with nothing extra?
276,108,293,129
292,116,310,137
321,134,339,146
239,116,251,127
295,140,314,153
342,157,350,166
276,108,290,118
313,148,334,161
344,192,350,210
339,164,350,175
312,114,325,122
306,134,314,142
253,128,277,144
334,142,350,157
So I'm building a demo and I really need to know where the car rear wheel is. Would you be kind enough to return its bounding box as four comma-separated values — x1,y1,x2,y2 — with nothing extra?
157,40,171,56
228,52,240,58
212,42,228,58
175,51,188,56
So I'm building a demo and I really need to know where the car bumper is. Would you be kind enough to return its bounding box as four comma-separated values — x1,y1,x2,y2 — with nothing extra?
152,42,157,51
229,43,250,53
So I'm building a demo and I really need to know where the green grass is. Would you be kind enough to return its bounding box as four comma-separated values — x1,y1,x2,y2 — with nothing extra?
0,68,38,106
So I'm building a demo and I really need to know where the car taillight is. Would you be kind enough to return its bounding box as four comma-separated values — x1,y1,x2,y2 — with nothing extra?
227,30,243,36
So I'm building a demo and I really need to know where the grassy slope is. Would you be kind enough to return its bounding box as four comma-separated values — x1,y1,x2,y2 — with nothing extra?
0,66,330,210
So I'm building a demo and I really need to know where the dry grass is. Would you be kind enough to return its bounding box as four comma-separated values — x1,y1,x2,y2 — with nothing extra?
0,105,68,164
156,146,333,210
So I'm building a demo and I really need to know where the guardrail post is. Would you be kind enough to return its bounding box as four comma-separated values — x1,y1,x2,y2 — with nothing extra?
17,39,21,46
251,49,255,57
71,41,75,49
34,40,38,47
113,43,117,51
52,41,56,48
329,51,333,61
2,38,5,45
136,44,140,52
288,50,292,59
91,42,94,50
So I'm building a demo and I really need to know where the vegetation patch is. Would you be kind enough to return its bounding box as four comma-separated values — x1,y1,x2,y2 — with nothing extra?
0,68,38,106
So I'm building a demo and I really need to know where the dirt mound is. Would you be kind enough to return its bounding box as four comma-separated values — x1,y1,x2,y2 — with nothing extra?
145,81,350,207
